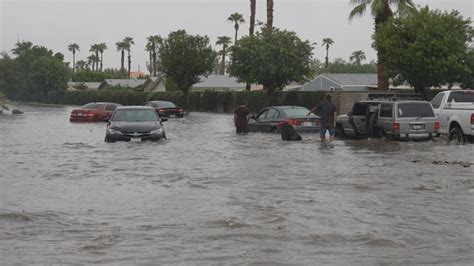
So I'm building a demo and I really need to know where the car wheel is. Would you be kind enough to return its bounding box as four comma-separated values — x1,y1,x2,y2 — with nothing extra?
105,136,114,143
271,127,279,133
335,125,345,139
448,127,466,144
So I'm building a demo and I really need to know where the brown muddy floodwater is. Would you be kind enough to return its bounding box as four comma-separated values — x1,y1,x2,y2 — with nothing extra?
0,104,473,265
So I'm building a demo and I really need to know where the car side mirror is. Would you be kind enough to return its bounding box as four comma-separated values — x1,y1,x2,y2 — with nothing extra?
347,111,352,116
106,121,111,126
250,114,256,120
103,117,110,122
161,118,168,122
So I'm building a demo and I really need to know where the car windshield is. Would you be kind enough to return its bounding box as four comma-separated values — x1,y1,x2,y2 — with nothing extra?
157,101,176,108
447,91,474,103
282,107,314,117
397,103,434,118
112,109,158,122
81,103,100,110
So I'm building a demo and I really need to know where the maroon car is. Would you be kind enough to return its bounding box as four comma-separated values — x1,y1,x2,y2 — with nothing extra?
144,100,184,118
70,102,121,122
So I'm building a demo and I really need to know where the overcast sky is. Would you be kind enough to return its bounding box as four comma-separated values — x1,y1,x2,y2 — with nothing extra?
1,0,472,72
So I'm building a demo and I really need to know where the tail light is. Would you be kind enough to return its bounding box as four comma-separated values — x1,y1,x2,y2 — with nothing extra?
434,121,440,132
471,114,474,125
287,119,299,126
179,108,184,112
392,122,400,133
157,109,165,113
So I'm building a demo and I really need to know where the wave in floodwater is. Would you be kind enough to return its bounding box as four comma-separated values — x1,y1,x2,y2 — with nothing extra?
0,104,473,265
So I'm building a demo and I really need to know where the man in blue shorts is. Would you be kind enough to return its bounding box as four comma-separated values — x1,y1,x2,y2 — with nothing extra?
308,95,337,142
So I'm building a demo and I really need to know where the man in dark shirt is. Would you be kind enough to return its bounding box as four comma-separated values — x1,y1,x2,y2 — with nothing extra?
234,102,250,134
308,95,337,142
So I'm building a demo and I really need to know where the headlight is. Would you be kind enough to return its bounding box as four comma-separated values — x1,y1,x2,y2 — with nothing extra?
107,128,122,135
150,128,163,135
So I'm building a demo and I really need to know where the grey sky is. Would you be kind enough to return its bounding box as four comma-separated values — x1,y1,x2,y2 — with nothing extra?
1,0,472,72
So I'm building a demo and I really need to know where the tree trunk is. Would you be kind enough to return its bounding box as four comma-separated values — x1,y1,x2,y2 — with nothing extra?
249,0,256,35
220,49,226,75
374,5,392,91
266,0,273,29
95,51,99,72
128,53,131,79
149,51,153,76
72,51,76,73
377,61,389,91
325,46,329,70
100,52,103,72
152,49,157,77
120,50,125,72
234,24,239,44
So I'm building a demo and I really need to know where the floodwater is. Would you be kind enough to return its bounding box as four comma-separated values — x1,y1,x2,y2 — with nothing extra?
1,104,473,265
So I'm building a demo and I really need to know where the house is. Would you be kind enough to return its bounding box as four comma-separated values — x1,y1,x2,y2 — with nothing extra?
192,74,248,91
301,73,377,91
98,79,147,90
129,71,147,79
142,76,166,92
67,82,101,91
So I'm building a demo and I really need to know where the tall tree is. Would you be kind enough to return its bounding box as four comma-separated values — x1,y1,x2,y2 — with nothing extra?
87,54,98,71
350,50,366,65
158,30,217,107
349,0,415,90
115,41,127,72
228,13,245,44
266,0,274,29
216,36,232,75
75,60,87,70
249,0,256,35
97,43,107,72
146,35,162,76
145,42,153,75
123,37,134,78
89,44,101,72
322,38,334,70
68,43,80,73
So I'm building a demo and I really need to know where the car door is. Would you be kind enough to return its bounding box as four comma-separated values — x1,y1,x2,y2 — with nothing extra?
349,103,368,135
430,92,447,131
104,104,119,120
261,108,280,132
378,103,394,133
248,109,269,132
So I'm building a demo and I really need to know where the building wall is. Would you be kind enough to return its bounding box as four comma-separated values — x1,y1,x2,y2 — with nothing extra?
327,91,372,114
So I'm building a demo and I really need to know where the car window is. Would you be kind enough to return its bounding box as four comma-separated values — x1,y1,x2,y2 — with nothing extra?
352,103,367,116
157,101,176,108
447,91,474,103
282,107,314,117
105,104,118,111
397,102,435,118
265,108,279,119
256,110,268,120
81,103,100,110
112,109,159,122
379,103,393,118
430,93,444,109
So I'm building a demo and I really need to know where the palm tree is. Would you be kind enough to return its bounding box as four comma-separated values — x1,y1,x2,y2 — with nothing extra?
123,37,134,78
11,41,33,56
145,42,153,75
350,50,366,65
228,13,245,44
266,0,274,29
97,43,107,72
249,0,256,35
76,60,87,70
68,43,80,73
89,44,101,72
349,0,415,90
216,36,232,75
116,41,127,72
322,38,334,70
146,35,161,76
87,54,98,71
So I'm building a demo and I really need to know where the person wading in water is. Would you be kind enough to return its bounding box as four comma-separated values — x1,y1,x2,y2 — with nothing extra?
308,95,337,142
234,102,250,134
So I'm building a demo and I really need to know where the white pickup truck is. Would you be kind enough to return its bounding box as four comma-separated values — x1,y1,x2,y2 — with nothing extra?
431,90,474,143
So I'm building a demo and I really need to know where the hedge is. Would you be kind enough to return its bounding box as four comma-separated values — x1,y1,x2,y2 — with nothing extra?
20,89,443,113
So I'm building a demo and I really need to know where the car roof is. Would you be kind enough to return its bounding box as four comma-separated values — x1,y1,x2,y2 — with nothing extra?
85,102,121,105
147,100,173,103
267,105,308,110
116,106,155,110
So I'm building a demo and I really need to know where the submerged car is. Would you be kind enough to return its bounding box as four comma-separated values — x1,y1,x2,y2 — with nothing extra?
248,106,320,133
105,106,167,142
144,100,184,118
70,102,121,122
336,100,440,140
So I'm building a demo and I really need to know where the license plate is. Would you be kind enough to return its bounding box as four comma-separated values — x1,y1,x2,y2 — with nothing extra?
303,121,313,126
130,137,141,142
77,113,83,116
169,114,176,118
412,124,424,130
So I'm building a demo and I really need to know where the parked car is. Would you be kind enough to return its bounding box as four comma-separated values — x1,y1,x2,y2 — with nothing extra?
336,100,440,140
431,90,474,144
105,106,167,142
248,106,320,133
144,100,184,118
70,102,121,122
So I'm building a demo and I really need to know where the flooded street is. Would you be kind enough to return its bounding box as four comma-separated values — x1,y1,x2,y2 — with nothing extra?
1,104,473,265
